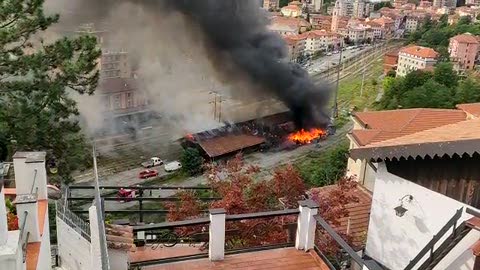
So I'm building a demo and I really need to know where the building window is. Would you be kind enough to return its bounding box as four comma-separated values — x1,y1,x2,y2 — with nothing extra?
126,92,133,108
113,94,122,109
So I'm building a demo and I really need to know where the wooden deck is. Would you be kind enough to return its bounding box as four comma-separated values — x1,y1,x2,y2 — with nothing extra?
141,248,331,270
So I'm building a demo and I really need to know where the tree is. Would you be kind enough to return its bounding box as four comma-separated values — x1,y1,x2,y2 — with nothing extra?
271,165,306,208
167,154,361,251
433,62,458,88
0,0,101,183
279,0,290,8
402,79,454,108
296,142,349,187
456,78,480,104
180,148,204,176
373,1,393,11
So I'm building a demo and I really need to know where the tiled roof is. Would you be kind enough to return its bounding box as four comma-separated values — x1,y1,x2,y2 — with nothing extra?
270,16,311,28
350,118,480,160
399,45,439,59
451,34,480,44
309,185,372,249
106,224,136,251
366,118,480,148
283,34,306,45
351,109,467,146
372,16,395,25
198,134,265,158
457,103,480,117
300,30,340,39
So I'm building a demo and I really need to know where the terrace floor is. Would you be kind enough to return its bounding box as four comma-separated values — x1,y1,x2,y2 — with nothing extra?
141,247,330,270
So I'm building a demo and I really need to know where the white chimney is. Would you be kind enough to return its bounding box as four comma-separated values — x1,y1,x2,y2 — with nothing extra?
13,152,47,200
15,194,40,242
0,184,8,245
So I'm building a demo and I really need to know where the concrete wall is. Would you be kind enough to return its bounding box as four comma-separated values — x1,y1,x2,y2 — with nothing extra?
56,218,92,270
36,209,51,270
108,249,128,270
365,163,473,270
434,229,480,270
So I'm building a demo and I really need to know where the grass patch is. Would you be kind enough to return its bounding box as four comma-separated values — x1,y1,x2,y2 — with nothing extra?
335,58,384,114
294,139,349,187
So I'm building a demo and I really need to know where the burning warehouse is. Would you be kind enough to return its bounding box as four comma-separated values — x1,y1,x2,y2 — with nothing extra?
182,112,328,160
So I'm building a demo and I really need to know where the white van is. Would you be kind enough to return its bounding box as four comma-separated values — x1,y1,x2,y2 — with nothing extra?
164,161,182,172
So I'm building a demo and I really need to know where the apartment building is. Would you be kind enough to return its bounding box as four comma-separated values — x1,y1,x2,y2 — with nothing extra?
449,33,479,71
301,30,344,54
100,50,131,79
396,45,439,77
283,35,306,62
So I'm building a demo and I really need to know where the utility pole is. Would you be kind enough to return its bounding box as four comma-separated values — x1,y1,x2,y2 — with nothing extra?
360,65,366,97
209,91,218,121
332,42,343,118
218,96,224,123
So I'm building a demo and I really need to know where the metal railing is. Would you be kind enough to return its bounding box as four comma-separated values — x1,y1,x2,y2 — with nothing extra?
56,200,91,242
30,169,37,194
314,214,383,270
19,211,30,264
224,209,299,253
404,207,464,270
130,208,301,268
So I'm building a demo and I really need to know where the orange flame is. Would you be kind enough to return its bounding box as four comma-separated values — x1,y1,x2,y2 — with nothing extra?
288,128,326,144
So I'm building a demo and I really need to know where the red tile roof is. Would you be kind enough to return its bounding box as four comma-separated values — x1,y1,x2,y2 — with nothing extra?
106,224,136,251
400,45,439,59
309,185,372,248
457,103,480,117
471,240,480,256
352,109,467,146
451,34,479,44
365,117,480,148
198,134,265,158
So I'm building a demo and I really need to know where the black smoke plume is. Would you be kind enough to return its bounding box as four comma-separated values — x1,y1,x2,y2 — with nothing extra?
163,0,331,129
49,0,331,129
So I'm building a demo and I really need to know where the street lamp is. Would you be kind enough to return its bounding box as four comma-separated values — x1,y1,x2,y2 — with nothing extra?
394,195,413,217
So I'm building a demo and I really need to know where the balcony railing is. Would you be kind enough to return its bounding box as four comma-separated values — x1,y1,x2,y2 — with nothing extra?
56,199,91,242
130,200,326,268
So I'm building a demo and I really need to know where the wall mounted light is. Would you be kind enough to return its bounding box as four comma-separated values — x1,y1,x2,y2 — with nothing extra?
394,195,413,217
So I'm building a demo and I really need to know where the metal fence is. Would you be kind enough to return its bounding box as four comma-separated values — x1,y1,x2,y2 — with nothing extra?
56,199,91,242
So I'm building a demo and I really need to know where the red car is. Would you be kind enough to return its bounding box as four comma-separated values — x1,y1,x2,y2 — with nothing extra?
138,169,159,179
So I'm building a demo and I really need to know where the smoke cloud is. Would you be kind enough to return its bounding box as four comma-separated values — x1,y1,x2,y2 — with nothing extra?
164,0,331,128
45,0,330,138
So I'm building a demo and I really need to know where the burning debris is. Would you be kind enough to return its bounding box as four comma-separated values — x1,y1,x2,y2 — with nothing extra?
182,112,329,158
288,129,326,144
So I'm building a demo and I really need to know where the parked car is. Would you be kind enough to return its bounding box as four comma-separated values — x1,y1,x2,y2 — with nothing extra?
138,169,159,179
141,157,163,168
164,161,182,172
326,52,332,56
